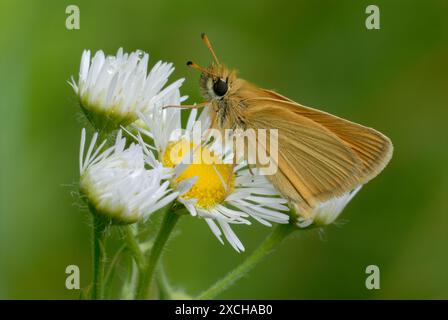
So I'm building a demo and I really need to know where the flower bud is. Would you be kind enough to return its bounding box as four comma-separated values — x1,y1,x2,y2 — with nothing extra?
79,129,178,224
69,48,184,132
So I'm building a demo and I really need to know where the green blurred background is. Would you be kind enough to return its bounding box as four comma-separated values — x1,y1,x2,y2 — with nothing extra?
0,0,447,299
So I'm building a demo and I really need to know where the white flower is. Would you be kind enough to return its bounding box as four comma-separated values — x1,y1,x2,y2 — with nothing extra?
79,128,178,224
296,186,362,228
70,48,185,131
186,164,290,252
137,107,290,252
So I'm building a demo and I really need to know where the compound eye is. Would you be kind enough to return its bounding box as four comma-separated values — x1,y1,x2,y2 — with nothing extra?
213,78,228,96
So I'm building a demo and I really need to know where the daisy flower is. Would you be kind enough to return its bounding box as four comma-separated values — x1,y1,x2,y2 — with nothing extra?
79,128,178,224
296,186,362,228
136,107,290,252
70,48,185,132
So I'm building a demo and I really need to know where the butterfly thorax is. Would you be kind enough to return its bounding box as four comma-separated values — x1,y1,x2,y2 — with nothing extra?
199,64,261,130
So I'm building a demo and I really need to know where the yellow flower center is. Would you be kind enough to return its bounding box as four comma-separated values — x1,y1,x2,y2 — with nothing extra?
162,139,235,209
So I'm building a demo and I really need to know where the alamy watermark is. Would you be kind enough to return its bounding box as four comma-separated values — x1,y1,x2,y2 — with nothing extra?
365,265,380,290
365,5,380,30
66,5,80,30
65,265,80,290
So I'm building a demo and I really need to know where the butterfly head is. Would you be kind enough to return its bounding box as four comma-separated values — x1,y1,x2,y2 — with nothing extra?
187,33,237,101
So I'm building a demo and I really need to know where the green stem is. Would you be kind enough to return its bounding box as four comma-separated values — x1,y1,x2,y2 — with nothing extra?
135,211,180,299
197,223,295,300
157,265,173,300
104,243,126,289
91,215,107,300
123,226,146,271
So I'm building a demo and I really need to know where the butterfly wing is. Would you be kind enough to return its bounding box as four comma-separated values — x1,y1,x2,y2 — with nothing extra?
243,91,392,211
260,89,393,182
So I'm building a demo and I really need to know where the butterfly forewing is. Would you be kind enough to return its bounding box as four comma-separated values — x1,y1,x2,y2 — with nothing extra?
244,101,369,209
258,90,393,183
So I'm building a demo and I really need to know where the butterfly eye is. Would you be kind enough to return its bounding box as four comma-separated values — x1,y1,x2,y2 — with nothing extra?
213,79,228,97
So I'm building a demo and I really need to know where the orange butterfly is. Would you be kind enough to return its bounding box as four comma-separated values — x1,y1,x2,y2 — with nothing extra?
176,34,393,218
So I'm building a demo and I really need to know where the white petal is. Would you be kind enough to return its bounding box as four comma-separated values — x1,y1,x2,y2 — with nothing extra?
217,220,245,253
205,218,224,245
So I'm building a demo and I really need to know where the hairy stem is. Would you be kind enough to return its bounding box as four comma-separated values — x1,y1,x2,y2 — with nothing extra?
135,211,180,299
157,265,173,300
123,225,146,271
91,215,107,300
197,223,295,300
104,243,126,291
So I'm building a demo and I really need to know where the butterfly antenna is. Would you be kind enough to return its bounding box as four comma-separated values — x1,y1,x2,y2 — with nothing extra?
201,33,220,65
186,61,220,78
186,61,208,73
